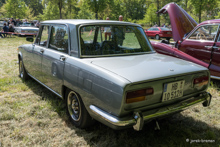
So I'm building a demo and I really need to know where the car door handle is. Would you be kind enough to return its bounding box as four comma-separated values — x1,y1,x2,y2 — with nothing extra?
213,46,220,51
40,49,44,53
60,56,66,61
204,46,212,50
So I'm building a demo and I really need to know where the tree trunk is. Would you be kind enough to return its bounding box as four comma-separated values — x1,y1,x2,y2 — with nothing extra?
156,0,160,26
95,11,98,19
199,4,201,23
58,1,62,19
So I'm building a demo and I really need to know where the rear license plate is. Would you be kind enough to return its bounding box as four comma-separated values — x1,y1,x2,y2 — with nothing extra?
162,80,185,102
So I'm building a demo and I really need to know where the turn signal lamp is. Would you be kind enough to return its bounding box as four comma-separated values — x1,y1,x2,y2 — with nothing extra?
126,88,154,103
193,76,209,87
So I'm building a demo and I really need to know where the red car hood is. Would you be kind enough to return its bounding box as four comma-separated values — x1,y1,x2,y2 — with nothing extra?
158,3,198,41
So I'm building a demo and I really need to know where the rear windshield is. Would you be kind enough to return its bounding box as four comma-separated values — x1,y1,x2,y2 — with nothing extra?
80,25,154,57
160,27,171,31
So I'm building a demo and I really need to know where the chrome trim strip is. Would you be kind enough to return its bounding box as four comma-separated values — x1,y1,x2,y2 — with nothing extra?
28,73,63,98
211,75,220,80
90,92,210,128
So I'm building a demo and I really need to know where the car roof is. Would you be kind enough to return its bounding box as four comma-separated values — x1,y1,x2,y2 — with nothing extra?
198,19,220,26
41,19,141,27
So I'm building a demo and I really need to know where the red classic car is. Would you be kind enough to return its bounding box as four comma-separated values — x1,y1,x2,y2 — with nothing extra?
145,27,172,40
151,3,220,79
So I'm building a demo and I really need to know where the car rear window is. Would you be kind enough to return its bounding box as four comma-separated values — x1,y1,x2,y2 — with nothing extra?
160,27,171,31
80,25,154,56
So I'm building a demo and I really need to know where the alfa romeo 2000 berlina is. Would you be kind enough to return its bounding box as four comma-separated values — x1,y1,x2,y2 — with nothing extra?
18,20,211,131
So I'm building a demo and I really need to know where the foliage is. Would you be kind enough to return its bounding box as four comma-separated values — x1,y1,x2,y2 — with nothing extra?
1,0,28,19
143,3,157,26
188,0,218,23
0,0,220,28
39,1,59,20
85,0,110,19
23,0,44,17
77,0,95,19
64,0,78,19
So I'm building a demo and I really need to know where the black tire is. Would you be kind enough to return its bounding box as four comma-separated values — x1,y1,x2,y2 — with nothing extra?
166,37,171,41
19,58,29,81
155,34,160,40
66,89,95,128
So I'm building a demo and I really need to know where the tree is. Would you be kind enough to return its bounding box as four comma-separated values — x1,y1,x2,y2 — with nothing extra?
64,0,78,19
40,1,59,20
143,3,157,26
42,0,65,19
0,0,5,7
23,0,44,17
3,0,27,19
85,0,110,19
77,0,95,19
189,0,218,23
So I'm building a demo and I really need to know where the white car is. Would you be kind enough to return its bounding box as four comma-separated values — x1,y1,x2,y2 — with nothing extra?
14,23,39,36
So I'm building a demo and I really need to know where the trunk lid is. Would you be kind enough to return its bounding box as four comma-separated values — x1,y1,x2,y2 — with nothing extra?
91,53,207,83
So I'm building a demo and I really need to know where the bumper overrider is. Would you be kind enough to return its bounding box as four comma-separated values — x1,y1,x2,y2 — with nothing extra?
90,92,212,131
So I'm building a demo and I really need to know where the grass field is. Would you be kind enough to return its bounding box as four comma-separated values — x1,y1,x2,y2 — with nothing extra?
0,36,219,147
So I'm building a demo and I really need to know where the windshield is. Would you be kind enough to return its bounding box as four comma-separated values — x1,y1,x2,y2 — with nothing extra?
80,25,154,56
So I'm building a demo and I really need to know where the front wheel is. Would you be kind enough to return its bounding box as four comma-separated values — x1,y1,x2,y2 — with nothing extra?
66,89,95,128
155,35,160,40
19,58,29,81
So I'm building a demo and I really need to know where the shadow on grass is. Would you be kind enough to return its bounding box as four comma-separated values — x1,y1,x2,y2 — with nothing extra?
23,78,220,147
211,79,220,90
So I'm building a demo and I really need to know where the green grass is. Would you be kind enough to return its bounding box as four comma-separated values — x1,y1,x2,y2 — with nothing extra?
0,36,219,146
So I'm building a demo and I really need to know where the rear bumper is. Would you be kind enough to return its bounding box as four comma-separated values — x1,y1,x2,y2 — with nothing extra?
159,34,172,38
90,92,211,131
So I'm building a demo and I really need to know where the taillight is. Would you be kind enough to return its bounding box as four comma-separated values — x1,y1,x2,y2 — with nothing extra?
126,88,154,103
193,76,209,87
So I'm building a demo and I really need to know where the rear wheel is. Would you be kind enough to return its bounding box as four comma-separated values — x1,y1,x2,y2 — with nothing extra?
19,58,29,81
155,34,160,40
66,89,95,128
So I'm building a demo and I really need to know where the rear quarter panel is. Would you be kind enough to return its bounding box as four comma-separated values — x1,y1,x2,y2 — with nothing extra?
63,57,130,117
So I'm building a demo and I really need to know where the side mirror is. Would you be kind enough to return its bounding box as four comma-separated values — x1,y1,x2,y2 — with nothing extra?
26,37,34,42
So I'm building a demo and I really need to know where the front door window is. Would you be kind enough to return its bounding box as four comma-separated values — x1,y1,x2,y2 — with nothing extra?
35,25,50,47
188,25,219,41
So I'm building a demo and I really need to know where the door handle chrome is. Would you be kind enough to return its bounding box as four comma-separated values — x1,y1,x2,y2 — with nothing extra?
204,46,212,50
213,46,220,50
60,56,66,61
40,49,44,53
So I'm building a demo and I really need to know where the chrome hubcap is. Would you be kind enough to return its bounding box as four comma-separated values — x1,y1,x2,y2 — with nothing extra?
71,99,79,114
68,91,81,121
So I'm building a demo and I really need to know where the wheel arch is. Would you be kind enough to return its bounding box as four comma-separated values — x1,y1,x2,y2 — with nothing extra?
18,51,23,61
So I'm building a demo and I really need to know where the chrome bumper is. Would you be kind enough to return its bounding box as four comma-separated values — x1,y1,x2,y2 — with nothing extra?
90,92,211,131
